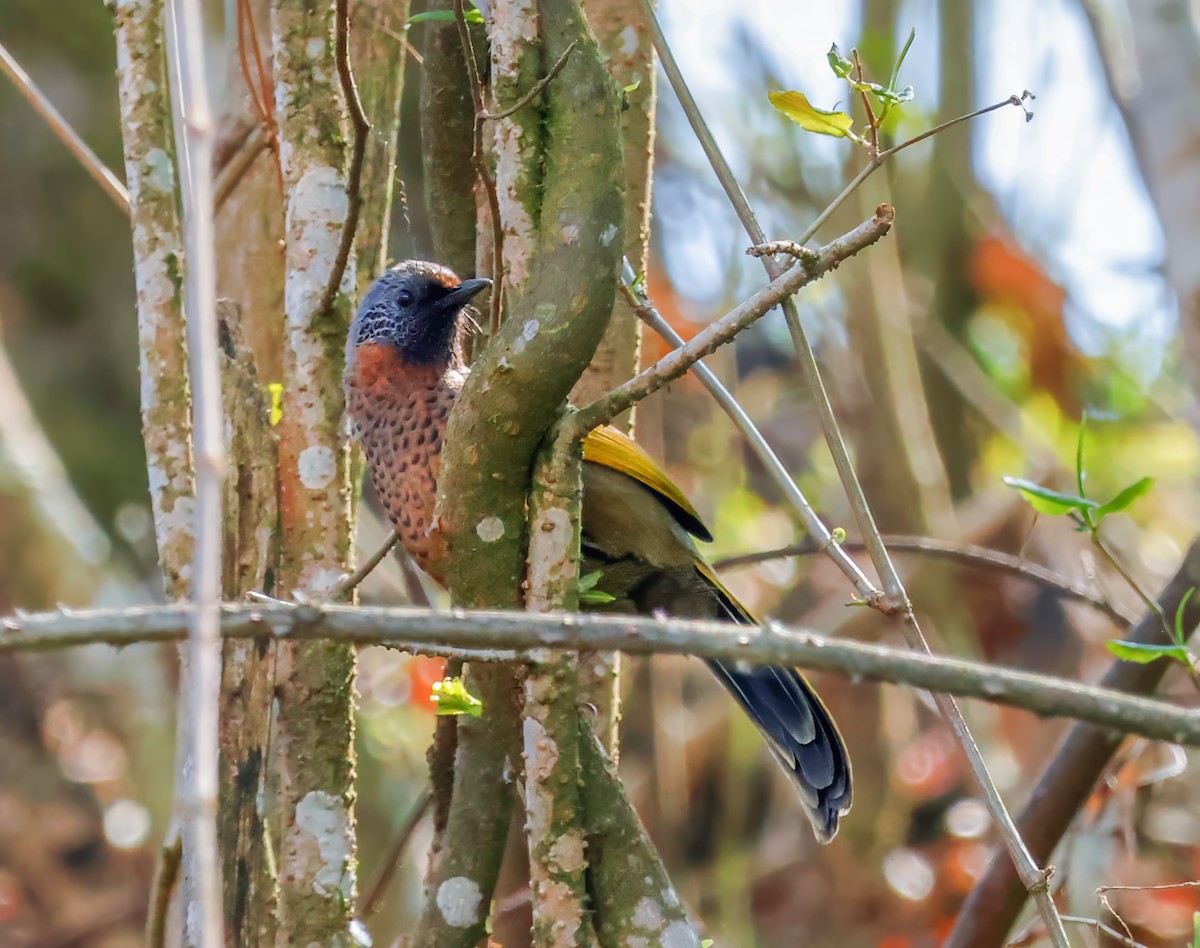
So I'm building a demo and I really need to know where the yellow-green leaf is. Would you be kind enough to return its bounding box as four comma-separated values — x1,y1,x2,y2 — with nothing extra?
768,91,854,138
431,677,483,717
267,382,284,426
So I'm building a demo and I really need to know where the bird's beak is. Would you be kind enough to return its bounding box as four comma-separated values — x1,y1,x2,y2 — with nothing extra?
438,278,492,313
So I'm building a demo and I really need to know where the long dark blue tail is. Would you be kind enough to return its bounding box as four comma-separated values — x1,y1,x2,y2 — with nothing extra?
698,563,852,843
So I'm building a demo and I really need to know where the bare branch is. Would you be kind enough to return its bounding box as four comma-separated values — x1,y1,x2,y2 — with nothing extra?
361,786,432,917
644,3,1063,939
714,535,1139,627
572,206,895,439
622,261,881,604
0,38,130,212
165,0,226,942
479,41,577,121
4,603,1199,746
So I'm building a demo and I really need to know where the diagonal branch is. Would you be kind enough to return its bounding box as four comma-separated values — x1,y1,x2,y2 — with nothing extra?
572,206,895,440
644,5,1065,942
0,38,129,211
946,539,1200,947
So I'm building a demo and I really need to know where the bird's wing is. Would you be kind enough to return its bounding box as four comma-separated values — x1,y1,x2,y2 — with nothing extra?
582,425,713,541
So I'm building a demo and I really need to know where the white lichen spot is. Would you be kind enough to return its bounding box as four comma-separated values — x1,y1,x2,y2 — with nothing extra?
144,147,175,193
298,444,337,489
548,830,586,873
620,25,639,55
436,876,483,928
306,37,325,59
476,516,505,542
561,223,580,244
600,224,619,247
295,790,352,897
662,920,702,947
522,319,540,341
632,896,664,931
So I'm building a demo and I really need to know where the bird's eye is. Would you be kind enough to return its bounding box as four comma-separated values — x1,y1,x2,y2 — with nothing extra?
397,289,414,307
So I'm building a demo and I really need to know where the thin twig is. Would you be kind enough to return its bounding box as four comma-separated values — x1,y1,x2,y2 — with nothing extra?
797,93,1034,246
165,1,226,943
319,0,372,318
0,37,129,212
4,604,1200,746
1055,916,1143,948
361,786,433,917
713,535,1139,627
644,5,1065,941
620,262,879,603
327,530,402,602
573,207,895,443
214,127,271,211
145,828,183,948
479,41,576,120
235,0,281,196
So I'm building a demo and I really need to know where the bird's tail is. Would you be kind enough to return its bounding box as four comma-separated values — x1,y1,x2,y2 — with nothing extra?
695,561,853,843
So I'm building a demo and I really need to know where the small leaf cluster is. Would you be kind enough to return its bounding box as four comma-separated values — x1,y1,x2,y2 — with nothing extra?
577,570,616,605
1003,414,1198,668
431,676,484,717
769,28,915,145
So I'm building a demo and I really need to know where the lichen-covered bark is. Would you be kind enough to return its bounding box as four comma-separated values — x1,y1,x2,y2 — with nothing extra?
488,0,546,291
112,0,194,597
579,733,699,945
423,0,624,943
216,302,280,944
524,436,596,946
270,1,359,941
439,0,624,602
571,0,658,752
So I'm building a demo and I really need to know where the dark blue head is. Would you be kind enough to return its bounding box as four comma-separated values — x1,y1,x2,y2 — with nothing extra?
347,260,491,369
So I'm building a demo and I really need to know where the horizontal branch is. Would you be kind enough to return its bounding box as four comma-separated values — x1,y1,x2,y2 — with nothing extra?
4,604,1198,745
570,204,895,436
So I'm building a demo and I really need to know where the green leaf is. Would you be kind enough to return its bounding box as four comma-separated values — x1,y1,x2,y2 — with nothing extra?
622,79,641,95
1093,476,1155,519
831,526,846,545
408,7,484,25
578,570,617,605
1106,640,1192,665
578,570,603,592
1003,477,1098,516
826,43,853,79
768,91,855,138
431,677,484,717
267,382,284,426
1176,588,1197,647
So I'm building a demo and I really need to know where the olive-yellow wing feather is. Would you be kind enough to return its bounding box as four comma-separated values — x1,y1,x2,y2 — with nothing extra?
582,425,712,542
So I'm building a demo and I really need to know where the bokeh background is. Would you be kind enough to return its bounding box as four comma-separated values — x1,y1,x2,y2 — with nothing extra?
2,0,1200,944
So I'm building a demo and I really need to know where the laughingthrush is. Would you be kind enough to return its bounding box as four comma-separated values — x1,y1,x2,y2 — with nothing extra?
344,259,852,842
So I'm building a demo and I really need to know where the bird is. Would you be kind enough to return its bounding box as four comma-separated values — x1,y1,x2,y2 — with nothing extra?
343,259,852,842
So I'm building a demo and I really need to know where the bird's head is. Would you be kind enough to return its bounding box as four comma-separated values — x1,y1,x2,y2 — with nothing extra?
347,260,491,371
